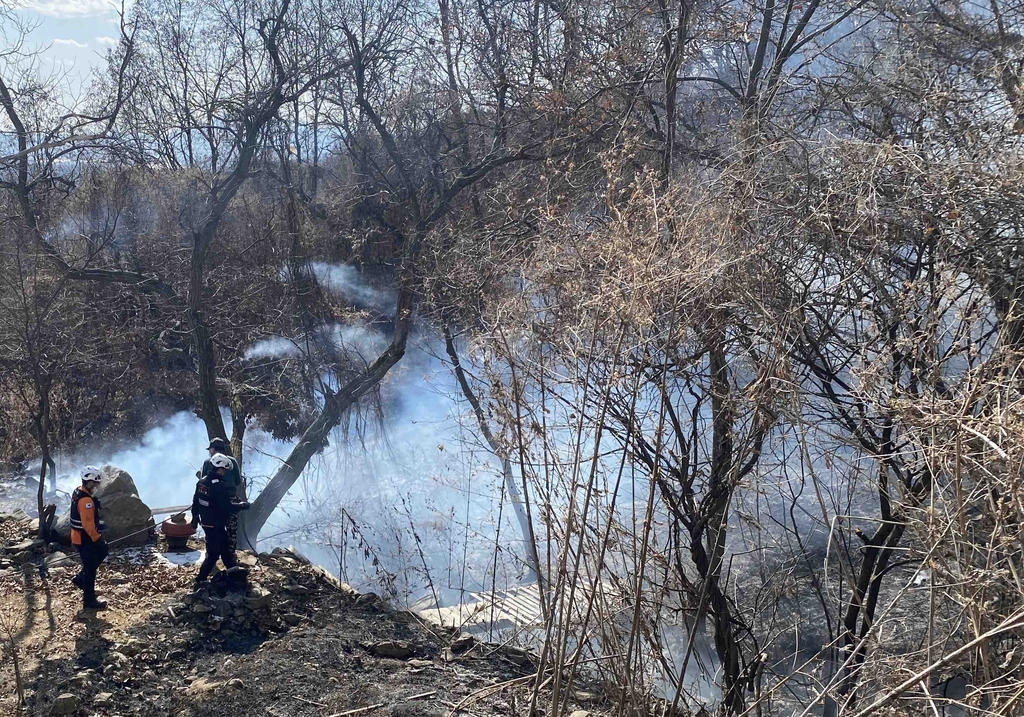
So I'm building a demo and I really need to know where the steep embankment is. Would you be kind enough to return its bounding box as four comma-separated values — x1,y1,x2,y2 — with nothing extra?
0,512,606,717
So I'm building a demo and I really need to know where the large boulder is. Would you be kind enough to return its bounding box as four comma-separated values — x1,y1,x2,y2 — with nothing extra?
55,465,154,546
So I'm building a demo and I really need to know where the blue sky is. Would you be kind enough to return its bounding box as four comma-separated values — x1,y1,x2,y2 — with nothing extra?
12,0,126,94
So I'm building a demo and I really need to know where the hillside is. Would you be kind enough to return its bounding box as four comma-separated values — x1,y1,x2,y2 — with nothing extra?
0,517,606,717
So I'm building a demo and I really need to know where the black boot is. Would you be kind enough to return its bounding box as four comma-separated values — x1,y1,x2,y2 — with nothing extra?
83,598,108,611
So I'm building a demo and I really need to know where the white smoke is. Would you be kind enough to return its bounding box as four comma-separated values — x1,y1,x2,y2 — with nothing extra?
244,325,387,364
310,262,394,312
329,324,388,362
47,336,528,607
244,336,301,360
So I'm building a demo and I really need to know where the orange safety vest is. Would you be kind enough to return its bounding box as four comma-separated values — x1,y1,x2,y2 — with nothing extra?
70,486,104,545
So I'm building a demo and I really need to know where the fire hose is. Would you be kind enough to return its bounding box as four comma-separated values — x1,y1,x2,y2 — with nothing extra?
35,513,187,578
36,502,250,578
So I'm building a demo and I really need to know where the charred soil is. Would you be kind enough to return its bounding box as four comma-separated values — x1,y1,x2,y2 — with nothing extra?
1,527,608,717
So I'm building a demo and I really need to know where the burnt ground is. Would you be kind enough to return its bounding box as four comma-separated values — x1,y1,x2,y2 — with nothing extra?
1,531,611,717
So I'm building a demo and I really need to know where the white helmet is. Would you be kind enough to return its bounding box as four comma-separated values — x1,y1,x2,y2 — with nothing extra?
210,453,233,471
82,466,102,483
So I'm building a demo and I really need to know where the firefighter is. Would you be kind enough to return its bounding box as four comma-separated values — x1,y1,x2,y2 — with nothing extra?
191,453,249,587
70,466,109,610
200,437,243,552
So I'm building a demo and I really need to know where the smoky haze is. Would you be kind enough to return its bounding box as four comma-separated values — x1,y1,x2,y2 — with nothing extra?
45,332,533,606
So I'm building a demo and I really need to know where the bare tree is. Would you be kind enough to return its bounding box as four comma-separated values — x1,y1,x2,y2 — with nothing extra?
0,6,135,534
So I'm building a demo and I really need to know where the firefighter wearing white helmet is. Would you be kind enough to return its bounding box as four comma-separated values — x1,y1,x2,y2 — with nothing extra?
200,437,243,552
69,466,109,610
191,453,249,587
210,453,234,470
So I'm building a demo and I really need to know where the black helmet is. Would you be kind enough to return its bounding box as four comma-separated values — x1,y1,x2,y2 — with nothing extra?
207,437,228,452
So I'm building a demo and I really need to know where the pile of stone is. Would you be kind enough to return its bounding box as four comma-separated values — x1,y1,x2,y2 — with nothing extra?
160,547,354,638
0,509,40,570
0,507,32,526
170,572,280,636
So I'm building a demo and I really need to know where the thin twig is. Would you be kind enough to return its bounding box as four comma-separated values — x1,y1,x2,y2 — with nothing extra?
326,703,385,717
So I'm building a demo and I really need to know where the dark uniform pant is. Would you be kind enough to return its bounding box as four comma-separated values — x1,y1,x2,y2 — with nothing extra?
226,513,239,553
75,540,108,603
198,526,237,581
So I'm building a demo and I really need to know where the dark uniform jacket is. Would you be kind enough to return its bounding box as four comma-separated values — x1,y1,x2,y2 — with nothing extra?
70,485,106,545
191,474,244,529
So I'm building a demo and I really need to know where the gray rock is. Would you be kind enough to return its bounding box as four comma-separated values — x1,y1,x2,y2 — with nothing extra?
121,639,143,657
270,546,311,564
503,646,535,667
211,599,236,617
106,651,130,668
244,586,271,609
10,550,37,565
49,693,80,715
54,466,154,545
93,692,113,706
4,537,43,553
365,640,415,659
236,552,258,567
450,633,475,653
45,551,69,566
63,671,91,692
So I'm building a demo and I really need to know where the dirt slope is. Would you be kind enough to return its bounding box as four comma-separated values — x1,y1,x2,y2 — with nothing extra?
1,534,608,717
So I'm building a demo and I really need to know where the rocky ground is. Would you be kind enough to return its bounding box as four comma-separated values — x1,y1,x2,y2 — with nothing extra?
0,476,40,519
0,512,610,717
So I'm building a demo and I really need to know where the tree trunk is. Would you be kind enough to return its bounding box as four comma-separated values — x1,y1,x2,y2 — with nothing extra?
187,235,228,442
2,632,24,706
705,336,745,715
230,390,249,499
443,326,541,583
838,513,906,700
237,286,414,549
34,385,53,540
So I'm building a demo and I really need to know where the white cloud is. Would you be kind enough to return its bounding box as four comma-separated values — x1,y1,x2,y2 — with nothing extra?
95,36,117,46
53,38,89,48
24,0,114,17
